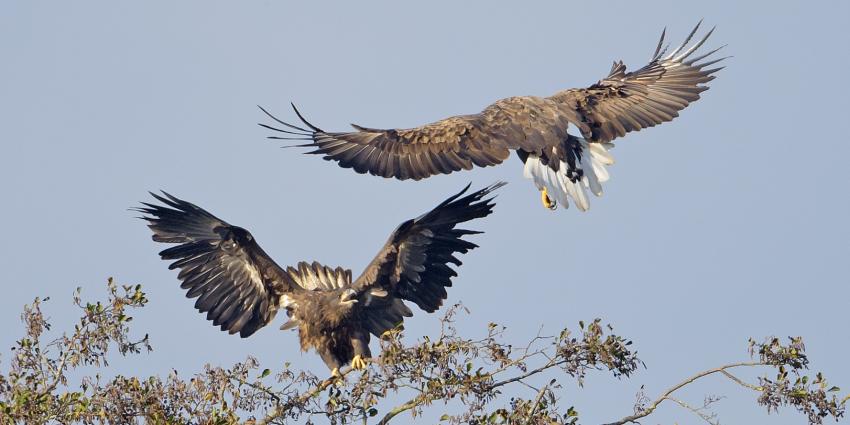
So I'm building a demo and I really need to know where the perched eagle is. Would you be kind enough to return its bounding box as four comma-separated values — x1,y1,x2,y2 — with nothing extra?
137,183,502,374
261,22,724,211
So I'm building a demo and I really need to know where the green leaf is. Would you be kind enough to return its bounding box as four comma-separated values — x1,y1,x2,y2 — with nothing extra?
260,369,271,378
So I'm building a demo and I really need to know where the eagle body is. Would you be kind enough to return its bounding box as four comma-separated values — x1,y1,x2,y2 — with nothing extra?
138,183,503,372
290,289,370,371
262,22,724,212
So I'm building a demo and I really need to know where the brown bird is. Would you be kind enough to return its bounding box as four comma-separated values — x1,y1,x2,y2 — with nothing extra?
137,183,503,375
261,22,724,211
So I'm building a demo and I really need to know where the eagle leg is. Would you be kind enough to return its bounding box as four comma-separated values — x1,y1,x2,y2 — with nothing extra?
330,367,342,379
541,188,557,210
350,354,369,370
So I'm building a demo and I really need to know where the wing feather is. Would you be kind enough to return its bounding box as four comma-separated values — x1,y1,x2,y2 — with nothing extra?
136,192,296,338
549,22,725,144
285,261,352,291
259,99,565,181
353,182,503,326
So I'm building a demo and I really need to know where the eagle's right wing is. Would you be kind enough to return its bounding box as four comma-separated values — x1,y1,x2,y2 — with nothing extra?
351,183,503,336
259,96,570,181
137,193,296,338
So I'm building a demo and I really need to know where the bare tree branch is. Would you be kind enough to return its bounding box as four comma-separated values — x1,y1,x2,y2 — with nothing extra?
603,362,762,425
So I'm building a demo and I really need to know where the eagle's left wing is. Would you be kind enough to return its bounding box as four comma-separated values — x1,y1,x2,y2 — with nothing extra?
549,21,725,144
351,183,503,336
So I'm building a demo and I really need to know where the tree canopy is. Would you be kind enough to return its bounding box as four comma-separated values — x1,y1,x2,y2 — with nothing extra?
1,279,846,424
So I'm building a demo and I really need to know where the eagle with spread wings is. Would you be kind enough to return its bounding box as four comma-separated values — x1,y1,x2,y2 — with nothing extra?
137,183,502,375
261,22,724,211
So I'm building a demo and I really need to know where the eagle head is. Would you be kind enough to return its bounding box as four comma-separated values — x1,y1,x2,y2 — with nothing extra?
310,288,358,328
287,288,361,331
338,288,358,307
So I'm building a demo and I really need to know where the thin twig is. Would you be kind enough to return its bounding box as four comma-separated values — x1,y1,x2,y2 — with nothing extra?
525,383,550,424
226,372,280,403
603,361,763,425
375,357,568,425
377,396,423,425
490,358,564,390
719,369,762,391
666,396,718,425
257,367,357,425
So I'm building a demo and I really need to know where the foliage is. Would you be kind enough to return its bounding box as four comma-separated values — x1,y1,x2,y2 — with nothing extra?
0,279,846,424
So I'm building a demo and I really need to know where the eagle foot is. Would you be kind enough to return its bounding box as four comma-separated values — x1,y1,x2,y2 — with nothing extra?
350,354,369,370
541,188,557,211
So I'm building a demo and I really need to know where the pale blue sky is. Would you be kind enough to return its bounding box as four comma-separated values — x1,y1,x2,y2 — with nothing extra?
1,1,848,424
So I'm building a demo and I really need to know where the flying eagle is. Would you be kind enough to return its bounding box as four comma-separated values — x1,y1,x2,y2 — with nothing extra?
260,22,724,211
137,183,502,374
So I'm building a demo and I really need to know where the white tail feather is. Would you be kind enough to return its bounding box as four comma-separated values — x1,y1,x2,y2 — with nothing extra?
522,139,615,212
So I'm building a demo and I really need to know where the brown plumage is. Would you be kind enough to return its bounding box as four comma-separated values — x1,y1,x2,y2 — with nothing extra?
136,183,503,372
261,22,725,212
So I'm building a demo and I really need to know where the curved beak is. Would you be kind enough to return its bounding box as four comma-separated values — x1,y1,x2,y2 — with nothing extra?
340,288,358,304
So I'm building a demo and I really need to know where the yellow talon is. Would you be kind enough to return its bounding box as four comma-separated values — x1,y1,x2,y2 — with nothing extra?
330,367,341,379
350,354,368,370
541,188,557,210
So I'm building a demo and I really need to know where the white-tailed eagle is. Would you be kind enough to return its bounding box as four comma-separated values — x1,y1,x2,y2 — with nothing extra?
137,183,503,374
261,22,724,211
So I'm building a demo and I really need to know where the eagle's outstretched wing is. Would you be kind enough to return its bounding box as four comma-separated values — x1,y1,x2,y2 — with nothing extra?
137,193,296,338
549,21,725,144
351,182,503,335
259,96,571,181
